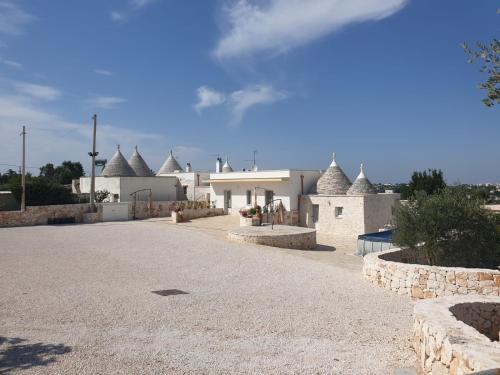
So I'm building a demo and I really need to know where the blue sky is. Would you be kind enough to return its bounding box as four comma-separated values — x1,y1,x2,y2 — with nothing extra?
0,0,498,183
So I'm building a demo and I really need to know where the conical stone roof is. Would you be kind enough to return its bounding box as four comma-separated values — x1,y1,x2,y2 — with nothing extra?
128,146,153,177
101,146,137,177
222,156,233,173
157,150,182,174
316,152,352,195
347,163,376,195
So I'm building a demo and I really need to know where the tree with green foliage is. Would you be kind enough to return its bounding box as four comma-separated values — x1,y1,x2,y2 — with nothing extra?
394,188,500,269
462,11,499,107
39,161,85,185
9,179,75,206
401,169,446,199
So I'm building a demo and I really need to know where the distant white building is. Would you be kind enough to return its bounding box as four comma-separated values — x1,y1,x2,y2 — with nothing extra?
156,150,211,202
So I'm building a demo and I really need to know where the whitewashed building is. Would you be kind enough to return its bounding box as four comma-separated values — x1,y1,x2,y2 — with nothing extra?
207,157,321,213
79,146,180,202
156,150,211,202
300,153,400,249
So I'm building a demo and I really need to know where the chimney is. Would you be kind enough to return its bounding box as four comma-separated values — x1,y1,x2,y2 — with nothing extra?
186,162,192,173
215,157,222,173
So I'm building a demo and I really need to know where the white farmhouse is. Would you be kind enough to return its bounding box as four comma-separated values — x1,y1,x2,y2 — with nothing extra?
207,159,321,214
79,146,180,202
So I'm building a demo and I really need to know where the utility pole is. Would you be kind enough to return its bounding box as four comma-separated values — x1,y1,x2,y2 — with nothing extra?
88,114,98,211
20,126,26,212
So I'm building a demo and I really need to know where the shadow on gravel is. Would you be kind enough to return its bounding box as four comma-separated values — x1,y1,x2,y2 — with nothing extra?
0,336,71,374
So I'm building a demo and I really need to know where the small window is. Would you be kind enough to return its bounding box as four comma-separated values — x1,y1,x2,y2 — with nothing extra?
335,207,343,218
312,204,319,223
183,186,188,195
265,190,274,206
246,190,252,205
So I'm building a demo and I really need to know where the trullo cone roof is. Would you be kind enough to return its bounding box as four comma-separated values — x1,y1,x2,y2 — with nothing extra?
101,146,137,177
157,150,182,174
128,146,153,177
316,152,352,195
347,163,376,195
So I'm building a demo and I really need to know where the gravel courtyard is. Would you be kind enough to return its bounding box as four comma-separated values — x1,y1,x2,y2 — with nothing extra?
0,219,414,374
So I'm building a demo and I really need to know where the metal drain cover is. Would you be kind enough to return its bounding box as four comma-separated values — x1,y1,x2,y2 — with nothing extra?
152,289,188,296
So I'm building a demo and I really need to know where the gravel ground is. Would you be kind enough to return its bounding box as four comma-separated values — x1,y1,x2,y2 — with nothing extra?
0,220,415,374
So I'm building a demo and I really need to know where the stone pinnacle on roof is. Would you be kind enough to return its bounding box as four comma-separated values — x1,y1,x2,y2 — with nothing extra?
316,152,352,195
157,149,183,174
101,145,137,177
222,155,233,173
128,146,153,177
347,163,376,195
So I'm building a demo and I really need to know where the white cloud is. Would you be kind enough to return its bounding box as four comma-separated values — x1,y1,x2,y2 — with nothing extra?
130,0,157,9
111,0,158,22
214,0,408,59
0,94,163,174
1,58,22,69
94,69,113,76
194,86,226,113
13,82,61,101
229,84,287,124
0,1,34,36
110,11,126,22
194,84,287,125
86,96,126,109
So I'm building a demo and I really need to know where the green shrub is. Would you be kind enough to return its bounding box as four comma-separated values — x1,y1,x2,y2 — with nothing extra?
9,179,75,206
393,188,500,269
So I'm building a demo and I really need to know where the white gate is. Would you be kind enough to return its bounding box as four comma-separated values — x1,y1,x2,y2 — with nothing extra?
102,203,129,221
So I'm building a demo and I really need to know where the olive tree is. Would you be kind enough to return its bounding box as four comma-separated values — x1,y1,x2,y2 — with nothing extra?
393,188,500,269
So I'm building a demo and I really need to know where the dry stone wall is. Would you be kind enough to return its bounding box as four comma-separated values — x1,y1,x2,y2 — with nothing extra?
0,201,224,227
363,248,500,299
414,296,500,375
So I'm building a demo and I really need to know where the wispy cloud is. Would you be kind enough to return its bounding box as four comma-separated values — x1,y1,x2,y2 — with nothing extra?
194,84,287,125
194,86,226,114
111,0,158,23
94,69,113,76
0,1,34,36
0,94,163,173
229,84,287,124
86,96,126,109
214,0,408,59
1,58,22,69
13,82,61,101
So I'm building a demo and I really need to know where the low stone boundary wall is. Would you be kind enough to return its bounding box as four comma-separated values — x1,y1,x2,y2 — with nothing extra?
363,248,500,299
227,225,316,250
261,210,299,226
414,296,500,374
0,203,102,227
0,201,223,227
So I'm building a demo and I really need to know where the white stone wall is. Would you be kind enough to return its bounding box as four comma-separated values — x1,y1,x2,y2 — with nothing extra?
300,194,399,251
80,176,180,202
363,193,400,233
363,248,500,299
414,296,500,374
157,171,210,201
300,195,366,250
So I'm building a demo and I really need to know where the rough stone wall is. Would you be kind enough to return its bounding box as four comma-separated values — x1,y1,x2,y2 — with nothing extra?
262,210,299,226
414,296,500,375
0,204,102,227
0,201,222,227
227,227,317,250
363,248,500,299
450,302,500,341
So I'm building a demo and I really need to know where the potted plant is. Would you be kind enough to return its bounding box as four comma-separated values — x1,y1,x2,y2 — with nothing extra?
172,207,183,223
